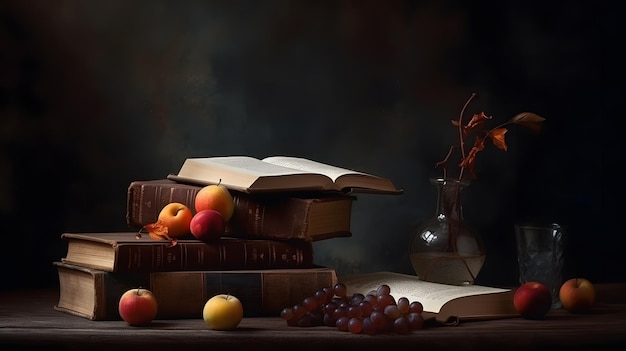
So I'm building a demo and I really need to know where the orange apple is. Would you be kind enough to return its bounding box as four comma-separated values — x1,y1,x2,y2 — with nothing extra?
513,281,552,320
202,294,244,330
118,287,158,326
559,278,596,313
194,184,235,221
190,209,225,242
157,202,193,238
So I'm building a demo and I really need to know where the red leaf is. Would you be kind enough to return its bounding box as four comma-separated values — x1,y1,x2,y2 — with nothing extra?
143,221,169,241
459,137,485,178
489,128,508,151
463,112,492,135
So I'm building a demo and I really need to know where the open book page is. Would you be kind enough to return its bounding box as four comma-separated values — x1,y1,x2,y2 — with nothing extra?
173,156,334,191
341,271,510,314
171,155,401,194
192,156,316,176
262,156,401,194
262,156,368,182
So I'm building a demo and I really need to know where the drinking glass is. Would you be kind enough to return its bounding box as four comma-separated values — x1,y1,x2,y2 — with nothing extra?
514,223,564,309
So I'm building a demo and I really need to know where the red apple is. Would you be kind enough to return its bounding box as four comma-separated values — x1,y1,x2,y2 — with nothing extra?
513,282,552,320
118,287,158,326
202,294,244,330
559,278,596,313
190,209,225,242
157,202,193,238
195,184,235,221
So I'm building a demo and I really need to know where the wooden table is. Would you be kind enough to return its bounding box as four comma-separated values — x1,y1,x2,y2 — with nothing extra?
2,285,626,350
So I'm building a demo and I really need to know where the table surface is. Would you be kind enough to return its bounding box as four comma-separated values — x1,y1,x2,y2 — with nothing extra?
2,285,626,350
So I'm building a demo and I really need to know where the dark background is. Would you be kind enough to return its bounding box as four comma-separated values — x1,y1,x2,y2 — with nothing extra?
0,0,618,292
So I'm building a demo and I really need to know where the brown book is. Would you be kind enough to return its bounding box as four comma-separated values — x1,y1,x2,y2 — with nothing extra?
60,232,314,273
167,155,403,195
340,271,518,324
53,261,337,320
126,179,355,242
151,267,337,319
53,261,150,320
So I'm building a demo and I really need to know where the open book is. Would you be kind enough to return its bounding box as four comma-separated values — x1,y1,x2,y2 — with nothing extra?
340,271,517,324
167,156,403,195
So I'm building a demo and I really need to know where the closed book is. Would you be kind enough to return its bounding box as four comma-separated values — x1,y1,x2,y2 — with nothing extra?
53,261,337,320
60,232,314,273
126,179,355,242
152,267,337,318
53,261,149,320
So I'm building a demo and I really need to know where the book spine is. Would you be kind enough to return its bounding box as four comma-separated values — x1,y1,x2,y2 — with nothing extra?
127,180,200,229
227,195,311,240
112,239,314,273
54,264,150,320
126,180,316,241
151,269,338,318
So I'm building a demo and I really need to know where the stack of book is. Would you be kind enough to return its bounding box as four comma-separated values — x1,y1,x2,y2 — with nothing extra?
54,156,403,321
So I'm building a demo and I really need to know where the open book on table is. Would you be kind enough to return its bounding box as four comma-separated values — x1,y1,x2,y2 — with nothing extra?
340,271,518,324
167,156,403,195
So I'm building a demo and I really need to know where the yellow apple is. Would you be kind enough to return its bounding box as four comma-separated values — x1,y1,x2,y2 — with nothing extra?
194,184,234,221
202,294,244,330
157,202,193,238
559,278,596,313
118,287,158,326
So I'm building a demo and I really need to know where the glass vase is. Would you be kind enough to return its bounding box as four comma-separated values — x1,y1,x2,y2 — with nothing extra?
409,178,485,285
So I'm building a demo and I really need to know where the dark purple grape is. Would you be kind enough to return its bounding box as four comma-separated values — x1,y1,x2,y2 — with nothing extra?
323,313,336,327
322,286,334,298
358,300,373,317
335,316,350,332
377,294,394,309
397,297,410,315
296,313,314,327
369,310,390,331
332,306,347,320
409,301,424,314
292,304,307,320
384,304,401,320
314,289,329,305
347,317,362,334
280,307,294,321
351,293,365,305
361,317,377,335
333,283,347,298
347,305,363,319
393,316,410,334
376,284,391,296
407,312,424,330
322,301,338,314
302,296,319,312
309,309,324,326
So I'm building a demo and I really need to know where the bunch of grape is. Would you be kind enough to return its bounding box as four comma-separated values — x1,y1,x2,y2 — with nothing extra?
280,282,425,335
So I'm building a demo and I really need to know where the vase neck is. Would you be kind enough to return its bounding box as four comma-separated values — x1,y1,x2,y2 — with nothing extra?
432,178,468,221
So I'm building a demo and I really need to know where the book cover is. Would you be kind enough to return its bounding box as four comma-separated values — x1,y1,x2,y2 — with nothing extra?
53,261,149,320
152,267,338,318
126,179,354,242
60,232,314,273
340,271,518,324
53,261,337,320
168,156,403,195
